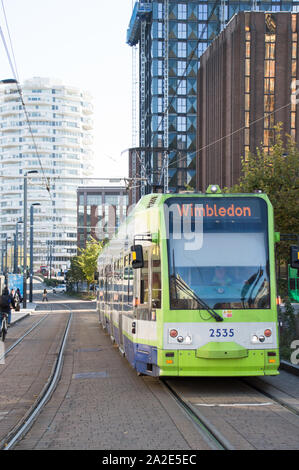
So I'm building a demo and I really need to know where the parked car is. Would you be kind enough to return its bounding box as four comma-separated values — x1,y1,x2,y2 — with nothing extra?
53,284,66,294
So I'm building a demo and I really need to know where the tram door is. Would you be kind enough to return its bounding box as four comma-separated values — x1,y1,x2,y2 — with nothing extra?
134,245,161,320
133,247,151,320
118,254,134,351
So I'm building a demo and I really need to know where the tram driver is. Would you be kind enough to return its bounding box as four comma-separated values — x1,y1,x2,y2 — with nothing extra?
211,266,232,286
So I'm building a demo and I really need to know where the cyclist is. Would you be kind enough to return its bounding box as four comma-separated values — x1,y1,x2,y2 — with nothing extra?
0,287,12,328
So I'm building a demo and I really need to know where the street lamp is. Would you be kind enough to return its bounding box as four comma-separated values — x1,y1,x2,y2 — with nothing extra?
23,170,38,308
0,79,18,85
4,236,11,276
29,203,41,303
14,219,23,273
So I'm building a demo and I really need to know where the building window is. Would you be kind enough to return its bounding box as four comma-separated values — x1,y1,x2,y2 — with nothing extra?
158,79,164,95
157,60,164,76
198,23,208,39
177,79,187,95
158,22,164,39
157,3,163,19
178,4,187,20
198,4,208,20
178,23,187,39
178,42,187,58
263,17,276,152
244,23,251,161
291,14,297,140
157,97,164,113
198,42,208,57
177,97,186,113
158,41,164,57
177,116,186,131
177,61,186,76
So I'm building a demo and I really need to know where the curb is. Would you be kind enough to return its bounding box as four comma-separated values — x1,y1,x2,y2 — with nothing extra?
10,313,31,326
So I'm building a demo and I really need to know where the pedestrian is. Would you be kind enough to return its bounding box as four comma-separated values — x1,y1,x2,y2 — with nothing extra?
16,288,23,303
42,288,48,302
9,289,16,311
14,289,21,311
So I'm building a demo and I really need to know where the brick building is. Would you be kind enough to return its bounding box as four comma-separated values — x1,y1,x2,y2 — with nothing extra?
196,11,299,191
77,187,128,250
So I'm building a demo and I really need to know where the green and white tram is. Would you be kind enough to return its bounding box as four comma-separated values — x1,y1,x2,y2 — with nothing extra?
97,187,280,376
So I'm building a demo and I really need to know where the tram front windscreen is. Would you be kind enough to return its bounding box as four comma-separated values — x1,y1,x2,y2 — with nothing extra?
165,197,270,310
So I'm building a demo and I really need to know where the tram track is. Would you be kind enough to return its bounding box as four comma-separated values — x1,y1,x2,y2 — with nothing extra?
161,379,234,450
162,372,299,450
241,376,299,417
0,315,49,363
0,300,73,450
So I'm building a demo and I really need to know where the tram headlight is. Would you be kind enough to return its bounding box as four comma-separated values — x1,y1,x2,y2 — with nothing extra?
210,185,218,193
169,329,178,338
177,336,184,343
251,335,259,343
185,335,192,344
259,335,265,343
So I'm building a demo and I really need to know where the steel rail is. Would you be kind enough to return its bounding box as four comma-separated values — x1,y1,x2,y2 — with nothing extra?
161,379,235,450
241,377,299,417
0,314,49,363
1,308,73,450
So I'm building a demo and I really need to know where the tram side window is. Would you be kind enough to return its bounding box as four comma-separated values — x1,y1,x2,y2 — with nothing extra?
113,259,122,311
128,255,133,307
124,254,133,311
140,249,149,304
99,272,105,303
152,245,161,309
119,257,124,311
105,265,112,307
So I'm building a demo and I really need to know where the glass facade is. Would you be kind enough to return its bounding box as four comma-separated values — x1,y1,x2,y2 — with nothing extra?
128,1,299,194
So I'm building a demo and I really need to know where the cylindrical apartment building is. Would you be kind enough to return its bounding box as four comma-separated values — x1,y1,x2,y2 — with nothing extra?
0,77,94,273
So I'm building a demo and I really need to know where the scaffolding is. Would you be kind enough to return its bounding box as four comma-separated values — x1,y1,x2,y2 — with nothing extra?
163,0,169,194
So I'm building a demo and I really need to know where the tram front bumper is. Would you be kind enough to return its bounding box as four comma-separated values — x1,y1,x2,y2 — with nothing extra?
158,348,279,377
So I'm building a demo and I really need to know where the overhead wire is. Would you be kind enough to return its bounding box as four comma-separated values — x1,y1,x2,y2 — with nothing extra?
168,101,292,170
129,0,295,186
1,0,19,82
0,1,52,201
125,98,293,193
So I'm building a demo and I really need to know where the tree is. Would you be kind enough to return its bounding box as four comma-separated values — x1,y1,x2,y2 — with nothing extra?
228,124,299,263
66,256,85,292
76,238,103,290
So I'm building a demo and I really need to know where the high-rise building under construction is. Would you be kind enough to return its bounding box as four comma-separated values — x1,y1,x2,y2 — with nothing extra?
127,0,299,201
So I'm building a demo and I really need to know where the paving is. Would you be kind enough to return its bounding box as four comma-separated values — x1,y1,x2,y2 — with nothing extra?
0,312,69,445
8,279,299,450
15,308,210,450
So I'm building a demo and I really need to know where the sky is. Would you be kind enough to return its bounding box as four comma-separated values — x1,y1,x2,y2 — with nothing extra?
0,0,135,180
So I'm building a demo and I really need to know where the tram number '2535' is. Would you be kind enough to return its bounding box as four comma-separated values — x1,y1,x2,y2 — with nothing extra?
209,328,235,338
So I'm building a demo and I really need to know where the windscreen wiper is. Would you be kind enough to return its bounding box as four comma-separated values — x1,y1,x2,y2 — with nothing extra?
241,266,263,307
171,274,223,322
